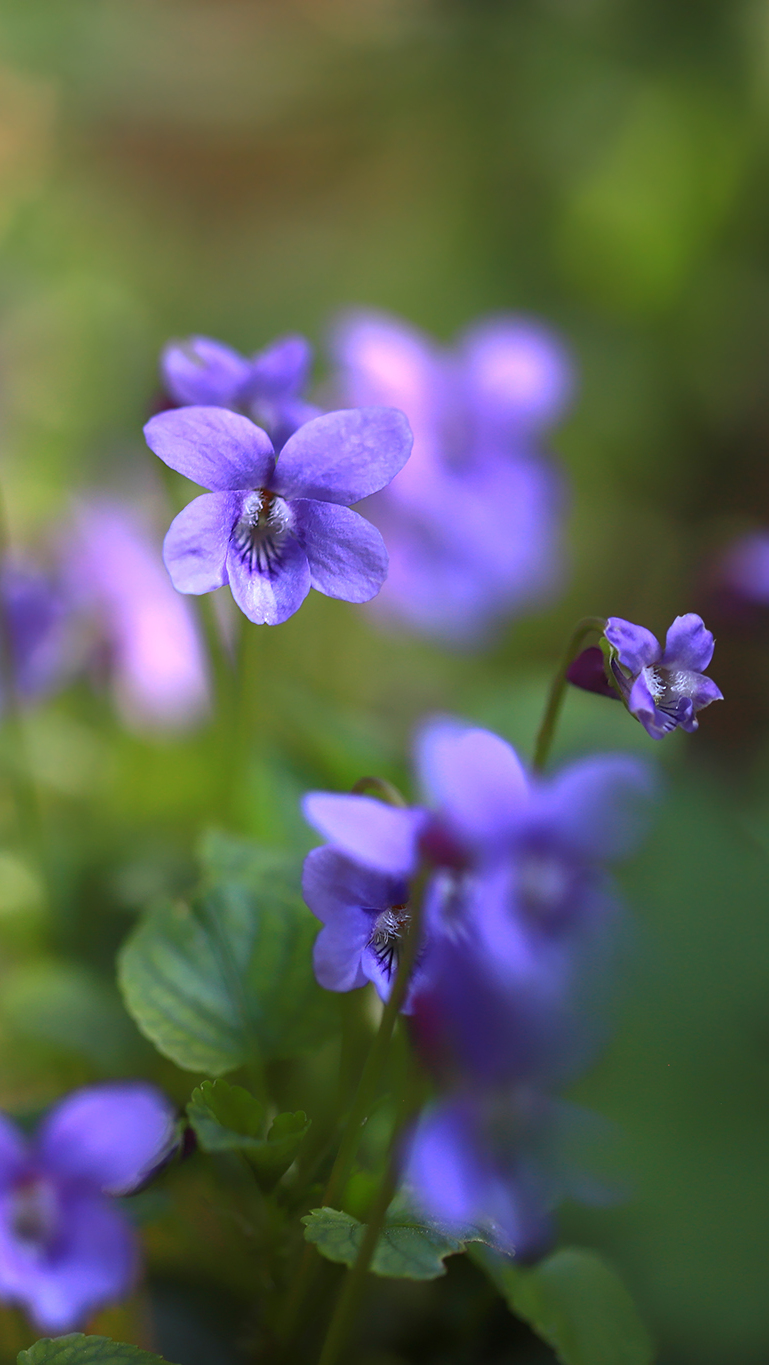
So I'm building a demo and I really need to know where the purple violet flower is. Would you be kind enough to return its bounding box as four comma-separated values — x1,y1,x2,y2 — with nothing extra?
0,1082,176,1333
331,310,571,645
403,1088,564,1258
0,563,73,706
604,614,723,740
301,847,413,1003
160,333,319,450
718,531,769,606
144,404,413,625
303,720,649,882
65,501,210,731
302,721,651,1052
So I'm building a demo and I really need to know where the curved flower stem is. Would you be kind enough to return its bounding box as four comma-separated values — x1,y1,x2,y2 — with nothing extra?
532,616,607,773
275,866,428,1355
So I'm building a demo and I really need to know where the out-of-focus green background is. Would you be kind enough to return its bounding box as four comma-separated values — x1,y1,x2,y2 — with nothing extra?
0,3,768,1362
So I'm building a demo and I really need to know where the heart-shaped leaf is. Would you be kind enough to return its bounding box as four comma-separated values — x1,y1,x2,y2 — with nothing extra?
188,1077,310,1188
118,836,336,1075
18,1336,177,1365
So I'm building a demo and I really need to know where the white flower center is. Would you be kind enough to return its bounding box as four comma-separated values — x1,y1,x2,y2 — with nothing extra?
232,489,292,576
642,664,697,712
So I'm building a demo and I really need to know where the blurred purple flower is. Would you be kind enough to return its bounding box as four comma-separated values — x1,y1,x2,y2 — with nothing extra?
0,1082,175,1333
331,310,571,645
717,530,769,605
303,720,649,884
404,1088,562,1257
144,404,413,626
301,847,415,1003
160,333,319,449
67,501,210,731
0,564,72,706
605,614,723,740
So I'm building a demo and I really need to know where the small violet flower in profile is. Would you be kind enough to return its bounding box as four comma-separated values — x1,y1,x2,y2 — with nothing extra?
0,1082,176,1332
160,333,319,450
143,404,413,625
302,847,412,1003
65,501,210,731
331,309,572,645
604,614,723,740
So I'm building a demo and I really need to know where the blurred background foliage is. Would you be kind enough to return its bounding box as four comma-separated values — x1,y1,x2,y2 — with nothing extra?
0,1,766,1362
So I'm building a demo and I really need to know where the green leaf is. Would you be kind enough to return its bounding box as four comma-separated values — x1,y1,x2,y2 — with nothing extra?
255,1111,311,1186
18,1335,178,1365
187,1078,310,1188
474,1246,654,1365
117,838,336,1074
302,1197,486,1280
187,1078,265,1147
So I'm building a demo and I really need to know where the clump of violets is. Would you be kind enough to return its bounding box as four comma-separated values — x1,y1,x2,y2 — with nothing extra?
302,719,651,1250
160,333,319,451
604,614,723,740
330,310,572,645
144,404,413,626
65,500,210,731
0,1083,176,1332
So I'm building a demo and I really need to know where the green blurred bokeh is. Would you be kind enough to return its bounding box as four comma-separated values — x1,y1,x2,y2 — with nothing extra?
0,2,767,1361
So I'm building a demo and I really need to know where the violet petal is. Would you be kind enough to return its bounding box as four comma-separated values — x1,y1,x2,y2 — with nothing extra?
161,336,252,408
530,754,655,860
292,498,387,602
415,720,528,851
0,1190,137,1333
225,533,311,625
36,1083,177,1194
302,793,425,876
144,406,275,491
604,618,660,674
163,491,241,594
661,613,715,672
627,672,675,739
272,408,413,505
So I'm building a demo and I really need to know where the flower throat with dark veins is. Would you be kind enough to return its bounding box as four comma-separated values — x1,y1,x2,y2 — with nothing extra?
232,489,292,576
368,904,411,980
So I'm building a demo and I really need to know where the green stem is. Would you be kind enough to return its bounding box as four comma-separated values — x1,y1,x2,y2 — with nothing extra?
315,1051,424,1365
532,616,607,773
275,866,427,1353
316,1154,398,1365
